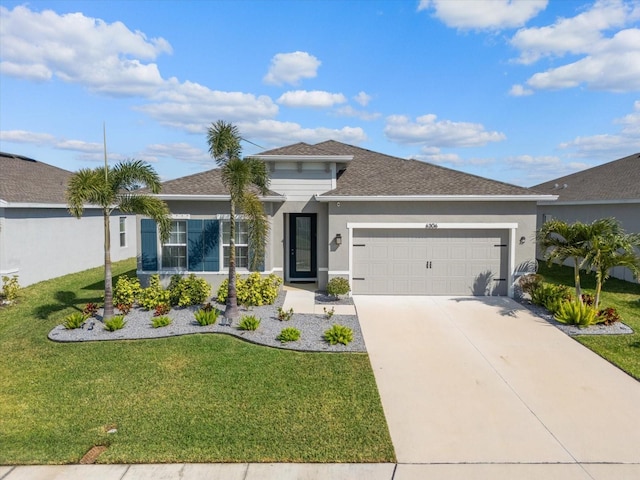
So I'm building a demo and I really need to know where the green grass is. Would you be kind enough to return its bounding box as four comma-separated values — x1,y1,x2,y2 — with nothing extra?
0,259,394,464
538,263,640,380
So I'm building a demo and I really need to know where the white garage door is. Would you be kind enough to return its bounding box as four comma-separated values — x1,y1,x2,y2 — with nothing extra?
352,229,508,295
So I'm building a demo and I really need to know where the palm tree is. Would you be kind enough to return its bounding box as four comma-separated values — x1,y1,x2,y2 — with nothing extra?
581,218,640,308
207,120,270,322
537,219,591,301
67,160,171,319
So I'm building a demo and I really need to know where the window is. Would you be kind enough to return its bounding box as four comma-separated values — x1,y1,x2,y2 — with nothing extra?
543,214,553,224
222,220,249,268
119,217,127,247
162,221,187,269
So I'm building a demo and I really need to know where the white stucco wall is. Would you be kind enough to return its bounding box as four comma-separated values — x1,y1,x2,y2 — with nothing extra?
0,206,136,287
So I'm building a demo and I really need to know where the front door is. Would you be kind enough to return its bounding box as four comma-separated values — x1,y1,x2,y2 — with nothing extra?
289,213,317,280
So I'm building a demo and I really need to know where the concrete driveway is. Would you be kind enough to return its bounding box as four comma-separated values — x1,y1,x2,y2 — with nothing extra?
355,296,640,474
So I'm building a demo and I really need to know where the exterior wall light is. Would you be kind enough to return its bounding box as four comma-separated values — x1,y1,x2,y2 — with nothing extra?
335,233,342,246
520,236,526,245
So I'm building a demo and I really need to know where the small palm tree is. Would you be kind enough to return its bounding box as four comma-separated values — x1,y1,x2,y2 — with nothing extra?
67,160,171,319
207,120,270,321
537,219,591,301
581,218,640,308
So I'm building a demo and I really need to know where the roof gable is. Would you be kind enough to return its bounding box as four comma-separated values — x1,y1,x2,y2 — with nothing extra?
532,153,640,202
0,152,73,204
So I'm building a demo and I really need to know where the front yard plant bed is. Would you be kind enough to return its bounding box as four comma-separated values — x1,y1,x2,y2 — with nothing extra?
49,291,365,352
0,259,395,464
529,263,640,381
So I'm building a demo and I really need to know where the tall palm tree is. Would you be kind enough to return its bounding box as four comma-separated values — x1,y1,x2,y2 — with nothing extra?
537,219,591,301
207,120,270,321
67,160,171,319
581,218,640,308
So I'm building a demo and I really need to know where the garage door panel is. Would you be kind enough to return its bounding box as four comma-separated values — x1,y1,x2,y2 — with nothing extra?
353,228,508,295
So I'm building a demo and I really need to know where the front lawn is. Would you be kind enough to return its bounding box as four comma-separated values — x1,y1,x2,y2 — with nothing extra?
537,263,640,380
0,259,395,464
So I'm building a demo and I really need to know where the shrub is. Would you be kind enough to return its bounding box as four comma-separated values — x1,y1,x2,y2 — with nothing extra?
324,324,354,345
168,274,211,307
277,327,300,343
116,303,132,315
326,277,350,298
113,275,141,306
1,275,20,302
277,307,294,321
63,312,88,329
581,293,595,307
518,273,543,296
138,275,171,310
238,315,261,331
216,273,283,306
82,303,99,317
598,307,621,325
554,301,598,327
154,303,171,317
530,282,572,312
104,315,126,331
194,307,219,326
151,315,172,328
323,306,335,320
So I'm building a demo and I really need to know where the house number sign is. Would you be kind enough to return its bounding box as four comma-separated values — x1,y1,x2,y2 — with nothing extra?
425,223,439,229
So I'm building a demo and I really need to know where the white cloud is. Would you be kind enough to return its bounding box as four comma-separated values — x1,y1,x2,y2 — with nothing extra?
277,90,347,108
559,100,640,158
511,1,640,93
509,84,533,96
334,105,382,121
506,155,590,184
354,91,372,106
0,5,171,96
384,114,506,148
136,80,279,133
263,51,321,86
418,0,548,30
144,143,210,165
239,120,367,146
0,129,101,152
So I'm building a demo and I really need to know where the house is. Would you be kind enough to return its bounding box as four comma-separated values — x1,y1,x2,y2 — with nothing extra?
137,141,555,297
533,153,640,282
0,152,136,287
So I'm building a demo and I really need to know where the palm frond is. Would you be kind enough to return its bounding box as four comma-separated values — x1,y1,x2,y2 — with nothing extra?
240,193,270,271
111,159,163,194
207,120,242,166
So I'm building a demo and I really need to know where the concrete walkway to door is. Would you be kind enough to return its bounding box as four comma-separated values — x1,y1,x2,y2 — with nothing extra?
355,295,640,479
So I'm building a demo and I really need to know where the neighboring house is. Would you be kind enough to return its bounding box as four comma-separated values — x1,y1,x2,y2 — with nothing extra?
533,153,640,283
137,141,555,297
0,152,136,287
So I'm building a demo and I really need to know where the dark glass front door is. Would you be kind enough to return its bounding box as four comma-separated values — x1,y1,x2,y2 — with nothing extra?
289,213,317,280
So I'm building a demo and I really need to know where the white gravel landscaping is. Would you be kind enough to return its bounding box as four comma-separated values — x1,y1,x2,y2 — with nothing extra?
48,291,366,353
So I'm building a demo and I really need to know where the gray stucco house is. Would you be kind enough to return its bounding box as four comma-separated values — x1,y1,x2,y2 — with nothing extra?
0,152,137,287
137,141,555,297
533,152,640,282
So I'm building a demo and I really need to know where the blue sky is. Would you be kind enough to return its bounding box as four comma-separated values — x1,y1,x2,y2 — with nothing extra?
1,0,639,186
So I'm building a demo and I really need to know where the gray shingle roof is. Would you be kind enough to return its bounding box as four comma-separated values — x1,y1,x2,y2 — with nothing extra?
159,167,282,198
314,141,537,197
0,152,73,203
531,153,640,202
255,142,340,156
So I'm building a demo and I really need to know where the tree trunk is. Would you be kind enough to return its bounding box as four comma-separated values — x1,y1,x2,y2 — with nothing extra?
594,271,603,310
103,209,114,319
225,200,239,322
573,259,582,303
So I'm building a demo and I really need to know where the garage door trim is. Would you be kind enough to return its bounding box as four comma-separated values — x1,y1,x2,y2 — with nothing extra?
346,222,518,297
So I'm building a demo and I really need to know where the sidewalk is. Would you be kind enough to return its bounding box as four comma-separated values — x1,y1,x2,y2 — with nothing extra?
3,462,639,479
282,283,356,316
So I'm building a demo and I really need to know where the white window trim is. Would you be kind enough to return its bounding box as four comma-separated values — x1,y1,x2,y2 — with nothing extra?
221,219,250,270
119,216,127,248
345,222,519,298
161,220,188,271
